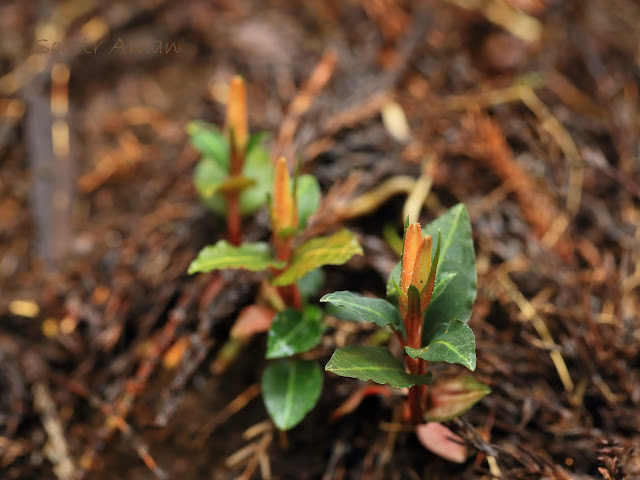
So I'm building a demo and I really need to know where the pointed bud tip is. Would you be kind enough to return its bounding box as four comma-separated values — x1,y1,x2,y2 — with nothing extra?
272,157,296,232
400,223,424,293
226,75,248,147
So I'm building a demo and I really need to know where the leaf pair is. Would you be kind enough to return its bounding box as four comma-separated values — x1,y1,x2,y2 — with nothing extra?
261,306,325,430
188,229,363,287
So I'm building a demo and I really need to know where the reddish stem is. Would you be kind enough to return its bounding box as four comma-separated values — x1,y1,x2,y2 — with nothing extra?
404,311,426,424
276,284,303,310
271,235,303,310
289,284,303,309
225,129,244,246
226,192,241,245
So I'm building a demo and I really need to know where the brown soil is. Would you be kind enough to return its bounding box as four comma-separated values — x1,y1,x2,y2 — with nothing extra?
1,1,639,479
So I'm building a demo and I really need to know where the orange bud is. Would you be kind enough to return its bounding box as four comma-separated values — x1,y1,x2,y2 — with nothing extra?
400,223,422,294
411,236,432,290
411,235,433,310
225,76,248,174
272,157,297,233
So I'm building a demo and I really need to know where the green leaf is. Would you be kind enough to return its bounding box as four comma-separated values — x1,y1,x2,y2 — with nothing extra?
272,229,363,286
239,144,273,216
424,375,491,421
324,303,366,322
296,174,321,230
194,157,228,214
325,346,433,389
422,204,477,323
321,291,405,337
246,131,270,155
297,268,325,303
266,306,324,359
188,241,285,274
262,359,323,430
382,223,403,256
405,319,476,370
386,261,402,305
432,272,456,304
187,121,229,170
192,134,272,217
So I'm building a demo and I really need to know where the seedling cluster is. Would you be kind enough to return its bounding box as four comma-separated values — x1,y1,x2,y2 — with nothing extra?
187,76,488,454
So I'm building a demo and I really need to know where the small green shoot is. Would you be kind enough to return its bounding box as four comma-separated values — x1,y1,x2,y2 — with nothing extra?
188,76,273,245
321,204,489,430
189,157,362,430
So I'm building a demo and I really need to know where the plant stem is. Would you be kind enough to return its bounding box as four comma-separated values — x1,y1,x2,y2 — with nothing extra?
290,284,302,309
404,311,426,423
226,130,244,246
226,192,241,245
275,283,302,310
271,235,302,309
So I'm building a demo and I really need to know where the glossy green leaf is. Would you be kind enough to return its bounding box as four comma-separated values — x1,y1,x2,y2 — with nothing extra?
385,260,401,305
324,303,366,322
297,268,325,303
325,346,432,389
405,318,476,370
431,272,456,304
321,291,405,337
424,375,491,421
262,359,323,430
187,121,229,169
239,144,273,215
188,241,285,274
272,229,363,286
266,306,324,359
422,204,476,323
296,174,321,230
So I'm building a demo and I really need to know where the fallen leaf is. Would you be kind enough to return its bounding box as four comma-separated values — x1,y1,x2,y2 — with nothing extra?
415,422,467,463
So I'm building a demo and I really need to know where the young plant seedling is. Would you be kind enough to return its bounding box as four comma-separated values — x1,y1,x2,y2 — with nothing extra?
189,157,363,430
321,204,489,459
188,76,273,245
